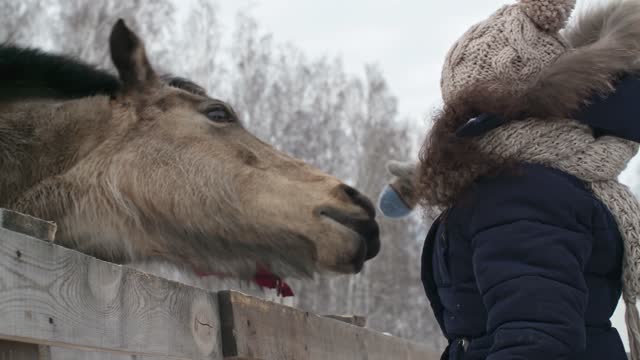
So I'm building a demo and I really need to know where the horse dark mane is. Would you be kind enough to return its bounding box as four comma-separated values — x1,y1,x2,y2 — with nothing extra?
0,45,208,101
0,44,121,100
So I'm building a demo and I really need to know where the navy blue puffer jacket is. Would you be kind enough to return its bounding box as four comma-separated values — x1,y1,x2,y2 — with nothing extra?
422,163,627,359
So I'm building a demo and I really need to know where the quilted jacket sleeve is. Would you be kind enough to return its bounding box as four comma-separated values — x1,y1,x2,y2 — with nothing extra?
470,166,594,359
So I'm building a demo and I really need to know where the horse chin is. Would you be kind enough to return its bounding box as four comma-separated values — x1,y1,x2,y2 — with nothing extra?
315,236,369,275
323,262,364,275
311,213,378,274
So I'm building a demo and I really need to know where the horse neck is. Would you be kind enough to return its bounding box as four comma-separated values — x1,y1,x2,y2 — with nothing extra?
0,96,113,206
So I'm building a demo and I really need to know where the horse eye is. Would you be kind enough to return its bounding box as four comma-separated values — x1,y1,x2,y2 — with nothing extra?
205,105,234,123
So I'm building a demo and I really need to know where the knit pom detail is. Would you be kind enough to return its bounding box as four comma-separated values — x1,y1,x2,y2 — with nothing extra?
519,0,576,32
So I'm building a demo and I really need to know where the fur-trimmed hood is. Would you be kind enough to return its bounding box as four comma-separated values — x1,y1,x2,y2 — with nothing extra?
516,0,640,118
418,0,640,211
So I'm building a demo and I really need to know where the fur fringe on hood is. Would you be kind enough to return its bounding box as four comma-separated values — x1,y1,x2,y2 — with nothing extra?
528,0,640,117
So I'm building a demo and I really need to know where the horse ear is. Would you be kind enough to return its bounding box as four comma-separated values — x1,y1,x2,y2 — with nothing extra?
109,19,158,89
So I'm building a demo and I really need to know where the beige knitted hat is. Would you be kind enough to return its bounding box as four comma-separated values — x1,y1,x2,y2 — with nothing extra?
441,0,576,104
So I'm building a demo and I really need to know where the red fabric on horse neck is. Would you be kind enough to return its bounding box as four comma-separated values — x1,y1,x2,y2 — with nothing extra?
194,264,294,297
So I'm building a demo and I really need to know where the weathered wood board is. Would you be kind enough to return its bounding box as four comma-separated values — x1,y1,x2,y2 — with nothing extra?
0,209,223,360
47,346,172,360
218,291,440,360
0,342,172,360
0,209,56,242
322,315,366,327
0,209,440,359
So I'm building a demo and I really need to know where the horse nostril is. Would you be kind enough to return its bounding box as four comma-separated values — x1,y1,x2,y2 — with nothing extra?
338,184,376,219
343,185,359,200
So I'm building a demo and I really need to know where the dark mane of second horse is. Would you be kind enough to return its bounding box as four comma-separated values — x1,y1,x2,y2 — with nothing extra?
0,44,207,101
0,44,120,100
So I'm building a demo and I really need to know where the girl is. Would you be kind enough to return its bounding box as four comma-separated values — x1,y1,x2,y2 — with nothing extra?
381,1,640,359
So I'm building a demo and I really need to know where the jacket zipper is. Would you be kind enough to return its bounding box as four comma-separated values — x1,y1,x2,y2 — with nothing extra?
436,210,451,285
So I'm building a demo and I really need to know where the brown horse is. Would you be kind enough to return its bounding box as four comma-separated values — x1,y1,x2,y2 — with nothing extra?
0,20,380,278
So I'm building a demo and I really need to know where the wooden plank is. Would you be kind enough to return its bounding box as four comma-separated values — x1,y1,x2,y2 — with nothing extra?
0,224,223,359
0,336,200,360
0,209,56,242
48,347,171,360
322,315,366,327
0,339,42,360
218,291,440,360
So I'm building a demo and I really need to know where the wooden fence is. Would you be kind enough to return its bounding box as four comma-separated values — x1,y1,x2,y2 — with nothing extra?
0,209,439,360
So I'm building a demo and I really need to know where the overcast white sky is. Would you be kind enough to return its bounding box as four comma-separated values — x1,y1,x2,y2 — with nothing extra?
222,0,511,121
220,0,634,350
